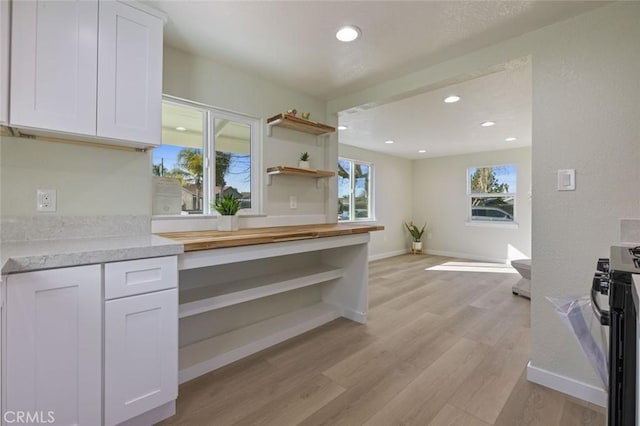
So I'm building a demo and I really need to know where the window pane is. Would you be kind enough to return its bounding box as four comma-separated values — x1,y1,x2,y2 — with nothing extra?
215,118,251,209
354,164,369,219
471,197,514,221
153,102,205,215
338,159,351,221
469,165,516,194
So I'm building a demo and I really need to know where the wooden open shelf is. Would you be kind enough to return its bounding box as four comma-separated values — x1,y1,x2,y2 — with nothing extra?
178,264,343,319
266,113,335,136
266,166,335,187
267,165,335,178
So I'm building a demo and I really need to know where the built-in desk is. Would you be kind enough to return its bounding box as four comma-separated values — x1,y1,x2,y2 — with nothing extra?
158,223,383,383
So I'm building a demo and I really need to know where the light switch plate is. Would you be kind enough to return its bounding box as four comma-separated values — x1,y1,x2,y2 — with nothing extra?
557,169,575,191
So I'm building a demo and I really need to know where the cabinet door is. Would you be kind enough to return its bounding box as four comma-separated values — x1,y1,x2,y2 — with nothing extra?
10,0,98,135
6,265,102,425
0,0,9,125
104,289,178,426
97,1,163,146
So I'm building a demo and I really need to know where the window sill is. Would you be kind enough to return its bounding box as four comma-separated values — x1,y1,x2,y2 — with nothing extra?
338,218,377,224
465,220,519,229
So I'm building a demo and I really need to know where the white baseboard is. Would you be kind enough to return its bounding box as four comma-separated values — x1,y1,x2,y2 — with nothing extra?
341,308,367,324
526,361,607,407
368,248,409,262
425,249,508,264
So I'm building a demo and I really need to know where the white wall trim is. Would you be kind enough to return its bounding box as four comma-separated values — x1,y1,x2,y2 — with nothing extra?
425,249,508,264
526,361,607,407
368,249,409,262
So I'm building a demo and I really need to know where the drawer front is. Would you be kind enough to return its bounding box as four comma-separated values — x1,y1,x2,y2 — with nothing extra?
105,256,177,299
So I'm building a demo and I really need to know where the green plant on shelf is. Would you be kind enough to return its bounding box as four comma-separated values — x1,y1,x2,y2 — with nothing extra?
300,152,310,161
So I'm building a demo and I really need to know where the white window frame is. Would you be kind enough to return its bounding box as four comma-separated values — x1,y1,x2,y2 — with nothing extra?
338,157,374,222
466,164,517,225
158,95,262,216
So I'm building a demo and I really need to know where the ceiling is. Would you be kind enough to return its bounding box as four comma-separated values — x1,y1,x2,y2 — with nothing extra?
339,62,532,159
151,0,607,101
151,0,607,159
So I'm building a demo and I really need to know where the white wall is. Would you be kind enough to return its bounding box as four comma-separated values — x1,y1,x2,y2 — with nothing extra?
413,147,531,263
328,2,640,404
338,144,413,260
162,46,332,221
0,136,151,217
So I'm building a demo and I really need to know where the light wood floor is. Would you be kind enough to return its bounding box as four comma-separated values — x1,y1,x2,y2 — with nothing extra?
159,254,606,426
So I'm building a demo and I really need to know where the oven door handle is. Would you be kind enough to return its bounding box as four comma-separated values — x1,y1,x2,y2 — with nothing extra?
591,288,610,326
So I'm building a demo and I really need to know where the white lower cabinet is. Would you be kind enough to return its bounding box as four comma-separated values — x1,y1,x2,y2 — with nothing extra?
104,289,178,426
3,256,179,426
5,265,102,425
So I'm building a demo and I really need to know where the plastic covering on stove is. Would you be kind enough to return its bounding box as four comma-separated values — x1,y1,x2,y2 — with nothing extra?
548,295,608,390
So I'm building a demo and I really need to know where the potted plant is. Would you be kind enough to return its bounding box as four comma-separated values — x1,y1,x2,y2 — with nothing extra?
213,193,241,231
299,152,310,169
404,222,426,253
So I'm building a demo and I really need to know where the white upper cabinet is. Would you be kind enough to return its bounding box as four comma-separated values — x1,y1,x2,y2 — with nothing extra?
97,1,163,145
10,0,98,135
9,0,165,147
0,0,10,125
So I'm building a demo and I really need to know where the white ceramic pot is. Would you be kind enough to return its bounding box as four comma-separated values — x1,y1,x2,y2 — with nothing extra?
217,215,239,231
411,241,422,252
298,160,310,169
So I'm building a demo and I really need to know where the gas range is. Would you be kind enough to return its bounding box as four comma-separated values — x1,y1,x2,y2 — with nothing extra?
610,245,640,274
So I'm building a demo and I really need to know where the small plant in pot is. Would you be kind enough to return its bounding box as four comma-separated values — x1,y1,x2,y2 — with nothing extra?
213,193,241,231
299,152,310,169
404,222,426,254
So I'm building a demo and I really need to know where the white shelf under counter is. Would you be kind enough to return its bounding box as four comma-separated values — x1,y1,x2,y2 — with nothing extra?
178,264,343,318
179,302,340,383
158,224,383,384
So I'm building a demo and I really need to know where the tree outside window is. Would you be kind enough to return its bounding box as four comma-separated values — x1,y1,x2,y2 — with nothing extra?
338,158,373,221
468,165,517,222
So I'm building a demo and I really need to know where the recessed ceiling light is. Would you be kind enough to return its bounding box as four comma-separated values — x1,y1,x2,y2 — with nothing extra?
175,126,187,132
418,149,426,153
505,137,517,142
336,26,361,42
384,140,395,144
480,121,495,127
443,95,460,104
338,125,348,130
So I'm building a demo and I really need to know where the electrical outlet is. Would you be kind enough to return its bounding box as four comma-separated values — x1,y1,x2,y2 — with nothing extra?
289,196,297,209
37,189,57,212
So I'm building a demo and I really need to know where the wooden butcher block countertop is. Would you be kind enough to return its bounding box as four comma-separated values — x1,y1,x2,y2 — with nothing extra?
157,223,384,252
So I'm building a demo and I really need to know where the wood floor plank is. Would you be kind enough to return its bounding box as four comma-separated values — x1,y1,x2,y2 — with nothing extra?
448,347,530,424
232,374,346,426
162,254,605,426
493,369,567,426
429,404,491,426
363,338,491,425
559,398,606,426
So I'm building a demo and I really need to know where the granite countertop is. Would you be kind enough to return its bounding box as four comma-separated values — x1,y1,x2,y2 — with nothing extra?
1,234,184,274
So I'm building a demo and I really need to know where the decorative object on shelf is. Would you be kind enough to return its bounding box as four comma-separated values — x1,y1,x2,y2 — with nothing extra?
286,109,297,117
266,113,335,136
299,152,310,168
213,194,241,231
405,222,426,254
301,112,311,120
